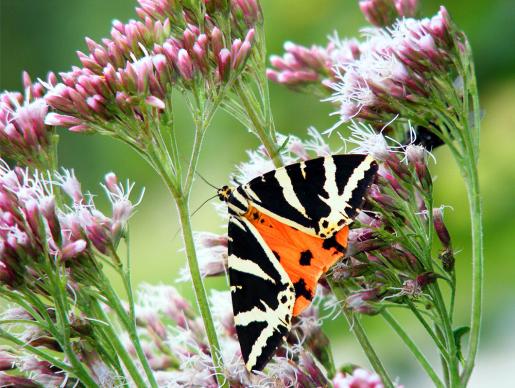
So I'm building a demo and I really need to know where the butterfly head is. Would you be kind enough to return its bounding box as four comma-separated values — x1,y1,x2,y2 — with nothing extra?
218,185,249,215
217,185,233,202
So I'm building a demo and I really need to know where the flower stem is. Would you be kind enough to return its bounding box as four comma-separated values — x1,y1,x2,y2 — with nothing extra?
429,285,461,387
381,310,444,387
461,157,483,384
235,81,282,168
90,298,150,387
328,281,393,388
100,275,158,388
0,327,73,373
44,265,98,387
176,194,228,388
455,41,484,385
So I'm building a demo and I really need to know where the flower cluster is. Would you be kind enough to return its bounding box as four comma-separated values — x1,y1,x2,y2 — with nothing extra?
266,37,361,96
330,125,453,315
333,368,387,388
45,0,256,139
0,72,57,169
359,0,419,27
0,163,138,289
0,354,74,387
328,7,458,127
138,0,263,39
269,4,465,148
130,284,342,387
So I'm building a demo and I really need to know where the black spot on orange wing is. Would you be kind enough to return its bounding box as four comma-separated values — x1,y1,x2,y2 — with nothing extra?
299,250,313,266
322,234,347,255
246,208,350,316
294,278,314,302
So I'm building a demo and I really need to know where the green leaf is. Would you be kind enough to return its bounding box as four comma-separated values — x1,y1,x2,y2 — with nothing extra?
276,135,291,154
453,326,470,362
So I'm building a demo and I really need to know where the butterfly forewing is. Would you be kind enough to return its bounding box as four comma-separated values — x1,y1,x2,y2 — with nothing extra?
240,154,378,238
228,215,295,372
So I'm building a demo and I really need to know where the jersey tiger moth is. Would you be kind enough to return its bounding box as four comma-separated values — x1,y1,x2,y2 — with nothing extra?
218,154,378,372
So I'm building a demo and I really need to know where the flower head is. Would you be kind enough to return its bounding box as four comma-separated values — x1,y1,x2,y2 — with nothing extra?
333,368,386,388
359,0,419,27
0,72,57,169
267,38,361,96
46,18,255,138
0,163,141,289
328,8,458,130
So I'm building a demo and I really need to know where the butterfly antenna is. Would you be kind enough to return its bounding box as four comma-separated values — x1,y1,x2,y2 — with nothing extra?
170,194,219,242
194,170,219,190
190,194,218,217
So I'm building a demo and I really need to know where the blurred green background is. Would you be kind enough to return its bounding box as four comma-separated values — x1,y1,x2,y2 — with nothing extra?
1,0,514,386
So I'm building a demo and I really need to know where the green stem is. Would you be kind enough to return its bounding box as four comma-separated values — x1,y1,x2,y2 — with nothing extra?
329,282,393,388
381,310,444,388
453,55,483,384
429,285,460,386
346,312,393,388
149,130,227,386
44,265,98,387
235,81,282,168
0,328,72,374
90,298,149,387
176,195,228,388
407,301,449,362
100,276,158,388
435,325,451,388
461,157,483,384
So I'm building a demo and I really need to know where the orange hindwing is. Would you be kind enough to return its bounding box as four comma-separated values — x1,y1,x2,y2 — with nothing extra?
246,206,349,316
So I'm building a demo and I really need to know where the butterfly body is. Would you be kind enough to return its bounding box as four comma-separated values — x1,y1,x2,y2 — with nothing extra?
219,154,378,372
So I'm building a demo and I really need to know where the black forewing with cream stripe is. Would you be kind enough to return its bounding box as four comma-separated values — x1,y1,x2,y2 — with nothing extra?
228,215,295,372
238,154,378,238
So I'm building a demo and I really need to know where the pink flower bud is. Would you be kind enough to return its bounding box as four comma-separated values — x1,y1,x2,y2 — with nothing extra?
232,40,252,70
406,144,431,189
182,28,197,51
22,71,32,91
217,48,232,81
0,351,15,371
177,49,194,80
24,199,43,238
415,271,437,288
433,207,451,248
69,124,90,133
333,369,385,388
39,196,61,244
210,27,223,57
346,289,380,315
61,240,88,260
369,184,396,208
104,172,119,194
44,113,82,127
359,0,398,27
266,69,279,82
85,37,100,52
394,0,418,17
145,96,165,110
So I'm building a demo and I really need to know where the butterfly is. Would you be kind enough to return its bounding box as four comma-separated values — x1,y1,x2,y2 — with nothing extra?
218,154,378,372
